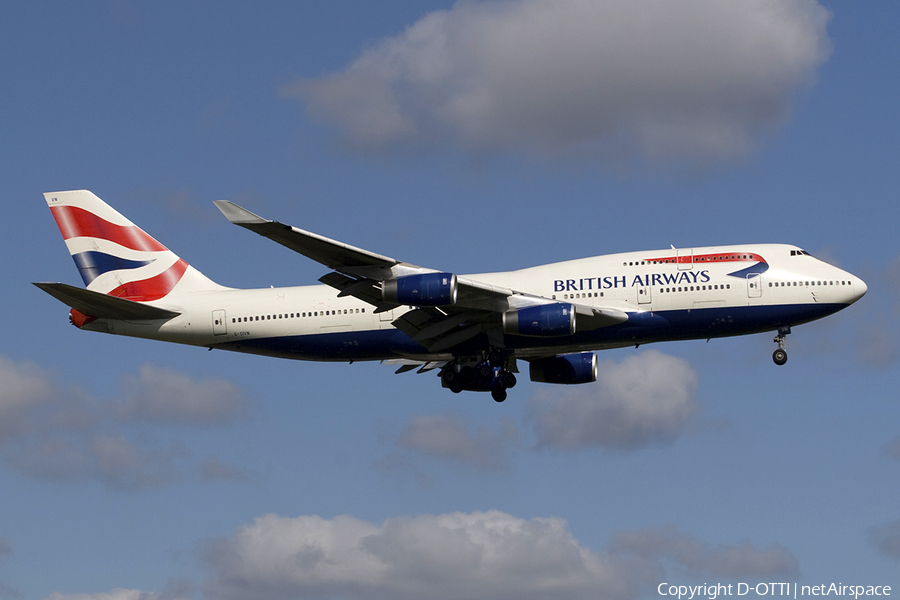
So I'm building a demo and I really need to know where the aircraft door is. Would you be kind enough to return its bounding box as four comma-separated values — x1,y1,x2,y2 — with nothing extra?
212,310,227,335
638,285,652,305
677,248,693,271
746,273,762,298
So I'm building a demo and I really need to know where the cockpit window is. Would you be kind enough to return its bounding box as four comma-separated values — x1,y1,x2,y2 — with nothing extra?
790,250,812,257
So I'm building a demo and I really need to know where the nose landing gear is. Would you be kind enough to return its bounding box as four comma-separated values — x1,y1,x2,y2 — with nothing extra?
772,326,790,366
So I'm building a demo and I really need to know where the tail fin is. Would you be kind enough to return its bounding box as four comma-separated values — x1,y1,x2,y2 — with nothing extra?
44,190,219,301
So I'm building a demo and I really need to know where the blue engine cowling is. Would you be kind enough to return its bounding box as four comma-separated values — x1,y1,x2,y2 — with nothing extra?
382,272,458,306
502,303,575,337
529,352,597,384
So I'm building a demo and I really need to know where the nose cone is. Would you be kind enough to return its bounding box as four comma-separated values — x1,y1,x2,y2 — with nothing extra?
853,277,867,303
838,272,867,305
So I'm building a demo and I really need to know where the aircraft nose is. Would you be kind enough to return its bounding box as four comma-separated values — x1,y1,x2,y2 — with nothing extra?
840,272,867,305
854,277,867,302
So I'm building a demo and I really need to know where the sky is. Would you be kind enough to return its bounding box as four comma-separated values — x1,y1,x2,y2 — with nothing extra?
1,1,899,599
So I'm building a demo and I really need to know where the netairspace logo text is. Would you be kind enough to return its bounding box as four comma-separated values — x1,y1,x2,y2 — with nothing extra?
658,583,892,600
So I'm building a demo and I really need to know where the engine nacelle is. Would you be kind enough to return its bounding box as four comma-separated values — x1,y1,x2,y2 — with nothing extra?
529,352,597,385
382,272,458,306
502,303,575,337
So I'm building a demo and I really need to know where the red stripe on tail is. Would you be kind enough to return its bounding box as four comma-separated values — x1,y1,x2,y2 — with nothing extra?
107,259,189,301
50,205,168,252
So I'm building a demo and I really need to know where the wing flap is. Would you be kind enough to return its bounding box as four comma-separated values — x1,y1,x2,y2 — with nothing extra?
382,358,451,374
317,272,398,313
34,282,180,320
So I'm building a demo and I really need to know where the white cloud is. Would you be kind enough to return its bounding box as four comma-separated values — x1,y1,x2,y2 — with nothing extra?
199,457,251,482
395,412,516,470
204,510,639,600
42,589,181,600
204,510,800,600
0,355,58,442
6,434,191,491
611,524,799,578
0,355,249,490
527,350,698,451
285,0,831,169
869,520,900,560
41,580,193,600
118,363,249,426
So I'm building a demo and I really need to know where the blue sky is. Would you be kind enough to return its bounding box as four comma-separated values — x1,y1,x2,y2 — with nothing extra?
2,1,899,599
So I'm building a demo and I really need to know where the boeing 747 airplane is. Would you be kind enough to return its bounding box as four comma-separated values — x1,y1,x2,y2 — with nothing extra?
36,190,867,402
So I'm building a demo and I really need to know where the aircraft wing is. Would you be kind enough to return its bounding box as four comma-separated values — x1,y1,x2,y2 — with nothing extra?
33,282,181,320
214,199,523,307
215,201,628,352
213,201,398,275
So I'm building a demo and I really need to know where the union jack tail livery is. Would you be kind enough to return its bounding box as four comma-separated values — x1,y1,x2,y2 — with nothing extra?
44,190,217,300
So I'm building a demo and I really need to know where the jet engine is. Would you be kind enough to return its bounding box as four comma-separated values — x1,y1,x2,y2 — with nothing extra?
502,303,575,337
529,352,597,384
382,272,458,306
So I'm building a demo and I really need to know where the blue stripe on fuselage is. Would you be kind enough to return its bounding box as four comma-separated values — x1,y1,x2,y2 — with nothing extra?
211,302,848,361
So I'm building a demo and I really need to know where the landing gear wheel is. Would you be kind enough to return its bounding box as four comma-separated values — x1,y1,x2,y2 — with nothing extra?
442,368,458,387
478,364,493,379
773,349,787,366
442,368,464,393
772,326,790,367
491,388,507,402
501,371,517,389
488,349,503,367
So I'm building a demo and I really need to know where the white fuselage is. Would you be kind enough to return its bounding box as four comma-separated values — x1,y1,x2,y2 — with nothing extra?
86,243,865,363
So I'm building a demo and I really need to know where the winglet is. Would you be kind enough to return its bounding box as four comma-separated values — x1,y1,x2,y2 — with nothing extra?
213,200,268,225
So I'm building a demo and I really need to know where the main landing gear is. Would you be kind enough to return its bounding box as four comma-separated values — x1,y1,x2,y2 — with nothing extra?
440,351,517,402
772,326,790,366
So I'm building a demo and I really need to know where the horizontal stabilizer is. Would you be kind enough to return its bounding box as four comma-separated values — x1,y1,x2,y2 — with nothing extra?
33,282,181,320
